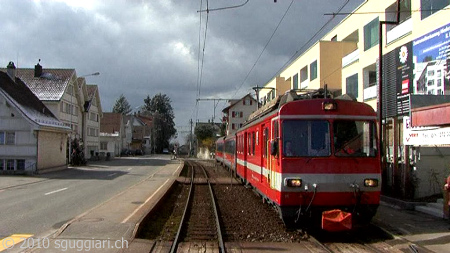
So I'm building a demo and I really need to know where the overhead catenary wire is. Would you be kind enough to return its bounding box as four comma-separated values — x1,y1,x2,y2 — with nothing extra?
195,0,209,123
198,0,249,13
274,0,350,77
234,0,294,97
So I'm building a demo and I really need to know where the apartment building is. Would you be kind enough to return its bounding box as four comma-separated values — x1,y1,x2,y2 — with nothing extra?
260,0,450,198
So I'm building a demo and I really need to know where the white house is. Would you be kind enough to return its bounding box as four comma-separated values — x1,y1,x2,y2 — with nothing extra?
0,63,70,174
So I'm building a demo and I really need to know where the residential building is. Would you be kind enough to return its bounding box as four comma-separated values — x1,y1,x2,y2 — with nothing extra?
259,0,450,198
222,94,258,135
1,62,102,162
124,113,153,154
100,112,124,157
85,85,103,158
0,64,70,174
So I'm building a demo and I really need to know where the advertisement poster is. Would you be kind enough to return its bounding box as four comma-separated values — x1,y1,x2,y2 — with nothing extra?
403,116,450,146
412,23,450,96
396,42,413,115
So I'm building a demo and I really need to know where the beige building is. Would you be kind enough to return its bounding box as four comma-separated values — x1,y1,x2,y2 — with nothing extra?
260,0,450,198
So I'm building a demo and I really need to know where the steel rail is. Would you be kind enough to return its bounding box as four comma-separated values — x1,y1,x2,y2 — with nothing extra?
169,161,194,253
198,162,226,253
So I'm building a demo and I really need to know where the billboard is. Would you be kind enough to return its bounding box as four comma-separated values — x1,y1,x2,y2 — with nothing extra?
412,23,450,96
383,22,450,117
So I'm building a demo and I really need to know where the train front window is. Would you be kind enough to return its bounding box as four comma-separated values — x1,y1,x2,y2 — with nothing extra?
282,120,330,157
333,120,377,157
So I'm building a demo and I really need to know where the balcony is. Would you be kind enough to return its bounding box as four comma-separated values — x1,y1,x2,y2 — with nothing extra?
363,84,378,101
342,49,359,68
386,18,412,44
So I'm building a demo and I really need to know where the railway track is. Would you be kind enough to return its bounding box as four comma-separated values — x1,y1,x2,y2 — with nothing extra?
169,160,225,253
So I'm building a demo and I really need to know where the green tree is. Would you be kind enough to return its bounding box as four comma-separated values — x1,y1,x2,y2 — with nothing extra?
143,93,176,152
112,94,132,115
194,124,215,141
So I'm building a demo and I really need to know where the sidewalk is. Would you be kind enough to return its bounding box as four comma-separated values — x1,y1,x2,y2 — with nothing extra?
28,160,183,253
374,199,450,253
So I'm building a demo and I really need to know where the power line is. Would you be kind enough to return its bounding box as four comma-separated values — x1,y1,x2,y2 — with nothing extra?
198,0,209,97
274,0,350,78
234,0,294,97
198,0,249,13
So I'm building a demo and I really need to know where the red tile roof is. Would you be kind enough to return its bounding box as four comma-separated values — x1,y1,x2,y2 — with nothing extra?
101,112,123,134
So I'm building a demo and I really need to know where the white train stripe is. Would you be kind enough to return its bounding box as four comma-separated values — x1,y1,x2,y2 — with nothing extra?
236,158,381,193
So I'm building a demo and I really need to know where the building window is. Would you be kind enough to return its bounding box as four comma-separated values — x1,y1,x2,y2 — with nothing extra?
88,127,99,137
17,160,25,170
6,132,15,145
6,159,14,170
243,98,252,105
240,112,243,118
300,66,308,83
346,73,359,98
386,0,411,31
421,0,449,19
364,17,379,51
0,159,3,170
232,123,236,130
100,142,107,150
90,112,98,122
232,111,235,118
0,132,4,145
293,73,299,89
310,60,317,81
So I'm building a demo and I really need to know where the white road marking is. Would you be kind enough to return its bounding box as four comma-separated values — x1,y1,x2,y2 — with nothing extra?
45,187,68,195
127,168,133,171
107,173,117,177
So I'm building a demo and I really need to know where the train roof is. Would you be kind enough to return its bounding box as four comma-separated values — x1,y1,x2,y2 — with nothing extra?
247,88,347,125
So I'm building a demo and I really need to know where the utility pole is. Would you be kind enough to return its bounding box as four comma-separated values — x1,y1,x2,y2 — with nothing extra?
196,98,233,123
189,119,193,157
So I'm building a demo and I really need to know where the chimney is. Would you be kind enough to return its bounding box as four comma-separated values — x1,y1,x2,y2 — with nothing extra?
34,59,42,77
6,61,16,80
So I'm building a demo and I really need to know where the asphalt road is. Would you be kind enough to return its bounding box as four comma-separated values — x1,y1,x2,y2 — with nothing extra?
0,155,174,239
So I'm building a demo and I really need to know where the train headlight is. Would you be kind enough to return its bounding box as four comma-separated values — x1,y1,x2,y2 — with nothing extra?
284,178,302,187
364,178,378,187
322,101,337,111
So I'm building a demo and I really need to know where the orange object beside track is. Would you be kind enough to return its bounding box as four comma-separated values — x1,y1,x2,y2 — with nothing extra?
321,209,352,232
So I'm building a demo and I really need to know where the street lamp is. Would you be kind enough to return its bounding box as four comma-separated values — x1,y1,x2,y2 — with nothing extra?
80,72,100,77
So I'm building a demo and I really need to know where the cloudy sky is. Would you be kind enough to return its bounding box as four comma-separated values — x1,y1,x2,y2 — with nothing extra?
0,0,363,143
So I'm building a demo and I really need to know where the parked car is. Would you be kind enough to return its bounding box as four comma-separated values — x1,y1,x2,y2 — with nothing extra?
162,148,169,154
120,149,132,156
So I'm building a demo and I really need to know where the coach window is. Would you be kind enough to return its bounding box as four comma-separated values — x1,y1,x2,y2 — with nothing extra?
248,134,252,156
263,128,268,158
252,132,256,155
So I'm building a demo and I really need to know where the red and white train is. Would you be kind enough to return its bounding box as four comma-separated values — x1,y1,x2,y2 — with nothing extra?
216,89,381,231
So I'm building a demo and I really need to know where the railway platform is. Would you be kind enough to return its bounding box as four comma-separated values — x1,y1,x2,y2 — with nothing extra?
22,158,450,253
